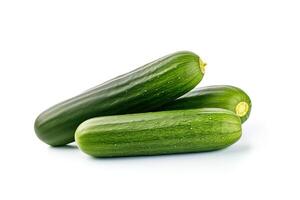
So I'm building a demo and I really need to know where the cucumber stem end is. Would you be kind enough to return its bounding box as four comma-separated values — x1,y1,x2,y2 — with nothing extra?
199,58,206,74
235,101,249,117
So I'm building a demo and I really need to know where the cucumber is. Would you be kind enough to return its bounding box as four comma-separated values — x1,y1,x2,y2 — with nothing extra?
35,51,206,146
75,108,242,157
159,85,251,123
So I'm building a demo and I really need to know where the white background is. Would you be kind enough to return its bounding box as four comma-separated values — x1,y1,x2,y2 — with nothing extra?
0,0,299,199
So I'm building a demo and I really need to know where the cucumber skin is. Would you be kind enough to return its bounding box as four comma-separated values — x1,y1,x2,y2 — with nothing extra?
75,108,242,157
34,51,204,146
159,85,251,123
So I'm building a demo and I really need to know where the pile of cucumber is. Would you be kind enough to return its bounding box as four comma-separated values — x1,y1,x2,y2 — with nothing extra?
35,51,251,157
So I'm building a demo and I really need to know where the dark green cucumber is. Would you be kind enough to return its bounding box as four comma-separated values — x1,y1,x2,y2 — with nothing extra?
34,51,205,146
75,108,242,157
159,85,251,123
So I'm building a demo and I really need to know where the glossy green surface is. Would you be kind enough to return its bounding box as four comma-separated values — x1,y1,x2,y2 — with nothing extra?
35,51,204,146
75,108,242,157
159,85,251,123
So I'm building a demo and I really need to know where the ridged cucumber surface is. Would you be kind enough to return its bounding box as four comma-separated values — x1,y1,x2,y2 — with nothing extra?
75,108,242,157
159,85,251,123
35,51,205,146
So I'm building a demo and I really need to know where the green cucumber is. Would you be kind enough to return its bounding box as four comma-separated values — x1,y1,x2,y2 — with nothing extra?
75,108,242,157
35,51,205,146
159,85,251,123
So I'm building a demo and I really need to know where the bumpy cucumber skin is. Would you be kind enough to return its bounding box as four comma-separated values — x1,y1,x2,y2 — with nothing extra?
159,85,251,123
34,51,204,146
75,108,242,157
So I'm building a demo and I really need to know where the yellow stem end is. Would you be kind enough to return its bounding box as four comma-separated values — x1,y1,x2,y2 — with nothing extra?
199,58,207,74
235,101,249,117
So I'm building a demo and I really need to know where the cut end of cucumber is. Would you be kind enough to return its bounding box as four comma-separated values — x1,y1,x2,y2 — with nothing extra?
235,101,249,117
199,58,207,74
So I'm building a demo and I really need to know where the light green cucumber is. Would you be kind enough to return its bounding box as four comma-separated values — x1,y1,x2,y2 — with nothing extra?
75,108,242,157
159,85,251,123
